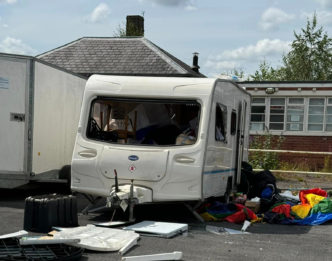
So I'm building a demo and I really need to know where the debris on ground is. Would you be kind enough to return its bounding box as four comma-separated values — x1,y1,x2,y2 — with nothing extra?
52,224,140,252
123,221,188,238
19,236,80,245
0,230,28,239
245,198,260,213
205,225,249,235
199,162,332,226
0,237,84,261
121,251,183,261
264,188,332,225
198,201,259,224
24,194,78,233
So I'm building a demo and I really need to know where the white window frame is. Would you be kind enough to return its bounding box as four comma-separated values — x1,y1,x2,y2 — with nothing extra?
307,98,325,132
269,97,286,131
286,97,305,132
250,96,332,135
326,99,332,131
250,97,267,131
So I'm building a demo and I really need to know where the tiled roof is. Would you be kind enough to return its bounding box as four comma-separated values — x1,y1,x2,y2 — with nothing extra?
37,37,204,77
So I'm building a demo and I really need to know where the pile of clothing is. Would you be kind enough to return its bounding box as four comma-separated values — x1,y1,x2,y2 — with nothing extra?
264,188,332,225
199,201,259,224
199,162,332,226
199,188,332,226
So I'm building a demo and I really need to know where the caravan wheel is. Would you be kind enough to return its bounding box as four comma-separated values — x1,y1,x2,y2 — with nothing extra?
59,165,71,191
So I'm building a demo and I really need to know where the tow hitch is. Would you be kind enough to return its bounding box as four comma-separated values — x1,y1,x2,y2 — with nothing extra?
106,169,152,222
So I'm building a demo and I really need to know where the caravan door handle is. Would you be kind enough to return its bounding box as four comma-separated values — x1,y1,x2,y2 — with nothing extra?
174,156,195,164
78,149,97,158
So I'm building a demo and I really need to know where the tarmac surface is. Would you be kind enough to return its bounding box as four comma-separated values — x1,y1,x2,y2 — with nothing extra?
0,182,332,261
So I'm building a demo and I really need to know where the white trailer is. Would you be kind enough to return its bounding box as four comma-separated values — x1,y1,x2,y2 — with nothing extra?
71,75,250,205
0,53,87,188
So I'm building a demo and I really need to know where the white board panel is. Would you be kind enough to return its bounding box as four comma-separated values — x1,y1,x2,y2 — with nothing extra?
32,62,86,174
0,57,28,172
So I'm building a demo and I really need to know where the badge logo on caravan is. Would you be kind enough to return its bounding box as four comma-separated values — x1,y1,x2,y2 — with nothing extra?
129,165,136,173
128,155,139,161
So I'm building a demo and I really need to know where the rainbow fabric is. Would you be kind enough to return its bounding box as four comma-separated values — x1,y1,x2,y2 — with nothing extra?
265,188,332,225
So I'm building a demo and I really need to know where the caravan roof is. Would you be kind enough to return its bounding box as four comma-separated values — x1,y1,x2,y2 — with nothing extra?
85,75,218,98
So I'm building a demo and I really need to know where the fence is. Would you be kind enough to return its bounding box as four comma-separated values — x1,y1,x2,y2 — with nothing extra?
248,149,332,176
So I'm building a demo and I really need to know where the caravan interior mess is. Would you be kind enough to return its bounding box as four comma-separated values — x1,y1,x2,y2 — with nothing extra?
87,98,200,146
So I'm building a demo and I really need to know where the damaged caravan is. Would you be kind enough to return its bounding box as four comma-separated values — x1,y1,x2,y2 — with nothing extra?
71,75,250,206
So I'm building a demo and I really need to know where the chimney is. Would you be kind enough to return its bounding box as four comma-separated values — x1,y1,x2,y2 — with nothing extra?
126,15,144,36
192,52,200,73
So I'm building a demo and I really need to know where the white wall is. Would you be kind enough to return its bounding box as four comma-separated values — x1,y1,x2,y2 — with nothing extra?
32,62,86,174
0,56,29,172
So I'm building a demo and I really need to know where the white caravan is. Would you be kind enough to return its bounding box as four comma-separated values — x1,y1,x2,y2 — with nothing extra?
71,75,250,205
0,53,87,188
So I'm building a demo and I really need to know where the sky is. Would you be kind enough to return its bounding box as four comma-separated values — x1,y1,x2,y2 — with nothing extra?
0,0,331,77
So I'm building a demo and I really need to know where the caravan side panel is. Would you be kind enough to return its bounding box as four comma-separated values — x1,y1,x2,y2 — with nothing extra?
202,81,250,198
32,62,86,175
203,82,234,198
0,56,30,175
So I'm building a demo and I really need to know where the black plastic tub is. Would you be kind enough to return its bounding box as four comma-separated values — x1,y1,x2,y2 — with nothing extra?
24,194,78,233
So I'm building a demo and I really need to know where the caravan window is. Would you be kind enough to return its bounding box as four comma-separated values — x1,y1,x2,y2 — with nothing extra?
215,103,227,142
86,98,200,146
230,110,237,135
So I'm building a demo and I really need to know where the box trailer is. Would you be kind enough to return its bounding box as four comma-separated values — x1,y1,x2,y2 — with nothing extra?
71,75,251,206
0,53,87,188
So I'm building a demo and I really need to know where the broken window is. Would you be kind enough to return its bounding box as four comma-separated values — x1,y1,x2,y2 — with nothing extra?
86,98,200,146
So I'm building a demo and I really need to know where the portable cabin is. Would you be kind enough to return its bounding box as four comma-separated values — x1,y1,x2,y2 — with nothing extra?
71,75,251,204
0,53,86,188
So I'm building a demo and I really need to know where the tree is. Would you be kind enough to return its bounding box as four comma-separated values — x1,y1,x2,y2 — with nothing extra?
252,14,332,81
113,23,126,37
220,68,251,81
251,60,286,81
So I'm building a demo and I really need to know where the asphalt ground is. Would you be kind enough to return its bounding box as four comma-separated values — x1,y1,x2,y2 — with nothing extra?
0,183,332,261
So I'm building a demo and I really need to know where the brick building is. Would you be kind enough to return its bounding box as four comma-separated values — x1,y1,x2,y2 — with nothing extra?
239,81,332,170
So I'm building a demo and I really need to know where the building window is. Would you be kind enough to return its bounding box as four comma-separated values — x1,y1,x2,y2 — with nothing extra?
286,98,304,131
326,98,332,131
250,96,332,133
216,103,227,142
269,98,285,130
308,98,325,131
250,98,265,131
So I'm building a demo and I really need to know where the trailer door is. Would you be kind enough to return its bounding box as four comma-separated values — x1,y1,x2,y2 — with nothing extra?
235,100,247,185
0,57,29,173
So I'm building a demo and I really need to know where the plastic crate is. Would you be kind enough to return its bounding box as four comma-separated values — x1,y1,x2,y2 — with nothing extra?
24,194,78,233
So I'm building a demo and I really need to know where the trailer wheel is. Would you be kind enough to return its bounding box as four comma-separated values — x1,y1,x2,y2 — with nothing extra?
59,165,71,189
24,194,78,233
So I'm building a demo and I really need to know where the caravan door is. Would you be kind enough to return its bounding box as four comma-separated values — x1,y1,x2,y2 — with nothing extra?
0,57,30,175
235,100,247,185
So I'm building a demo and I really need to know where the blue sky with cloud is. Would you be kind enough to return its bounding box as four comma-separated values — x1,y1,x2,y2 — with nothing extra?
0,0,331,76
